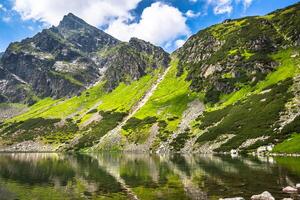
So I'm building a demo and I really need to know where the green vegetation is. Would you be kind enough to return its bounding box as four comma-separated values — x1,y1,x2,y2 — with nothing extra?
0,117,78,145
73,111,126,151
98,74,157,112
196,79,294,151
169,130,191,152
122,117,157,144
49,71,84,87
275,157,300,176
7,98,60,122
1,72,160,149
273,134,300,153
216,48,300,109
119,59,198,148
135,59,197,130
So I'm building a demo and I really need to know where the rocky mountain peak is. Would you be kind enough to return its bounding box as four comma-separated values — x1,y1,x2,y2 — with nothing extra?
0,13,170,104
54,13,120,52
129,37,161,53
58,13,95,31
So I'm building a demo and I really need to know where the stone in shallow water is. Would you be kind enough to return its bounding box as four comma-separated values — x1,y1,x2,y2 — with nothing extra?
251,191,275,200
219,197,244,200
282,186,298,193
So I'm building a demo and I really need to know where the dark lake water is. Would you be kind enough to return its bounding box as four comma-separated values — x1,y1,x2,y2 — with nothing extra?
0,153,299,200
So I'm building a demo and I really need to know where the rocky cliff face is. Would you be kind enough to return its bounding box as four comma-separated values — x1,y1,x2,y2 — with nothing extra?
0,13,169,104
0,66,33,103
175,2,300,103
103,38,170,90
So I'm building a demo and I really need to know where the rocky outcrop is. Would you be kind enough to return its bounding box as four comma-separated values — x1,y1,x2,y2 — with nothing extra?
102,38,170,91
174,3,300,103
0,13,170,104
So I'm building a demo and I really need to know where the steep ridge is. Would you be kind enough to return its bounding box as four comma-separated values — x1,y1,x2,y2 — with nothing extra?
103,2,300,154
172,3,300,153
0,3,300,153
0,13,169,104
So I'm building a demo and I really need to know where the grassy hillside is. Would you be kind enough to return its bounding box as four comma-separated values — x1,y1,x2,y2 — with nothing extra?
1,3,300,153
0,70,161,150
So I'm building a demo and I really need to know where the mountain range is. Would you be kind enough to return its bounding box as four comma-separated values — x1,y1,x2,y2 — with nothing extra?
0,2,299,154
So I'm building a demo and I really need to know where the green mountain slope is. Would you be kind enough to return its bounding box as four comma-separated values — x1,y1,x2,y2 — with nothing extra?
0,3,300,153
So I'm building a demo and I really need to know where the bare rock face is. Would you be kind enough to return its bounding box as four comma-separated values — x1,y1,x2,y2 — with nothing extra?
0,14,170,104
251,191,275,200
103,38,170,91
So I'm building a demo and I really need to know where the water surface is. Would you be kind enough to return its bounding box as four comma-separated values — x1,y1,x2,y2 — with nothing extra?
0,153,299,200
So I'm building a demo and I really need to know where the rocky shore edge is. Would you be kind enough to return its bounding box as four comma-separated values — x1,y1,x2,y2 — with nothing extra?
220,185,300,200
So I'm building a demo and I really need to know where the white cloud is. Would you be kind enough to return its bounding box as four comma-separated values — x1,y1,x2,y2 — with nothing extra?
106,2,190,47
208,0,233,15
189,0,198,3
27,26,34,31
175,39,186,48
12,0,189,51
12,0,142,26
208,0,254,15
236,0,253,9
185,10,201,18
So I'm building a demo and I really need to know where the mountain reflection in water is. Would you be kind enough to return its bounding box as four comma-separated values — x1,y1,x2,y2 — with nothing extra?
0,153,299,200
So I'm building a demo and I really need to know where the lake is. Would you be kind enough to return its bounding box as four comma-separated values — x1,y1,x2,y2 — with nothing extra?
0,153,299,200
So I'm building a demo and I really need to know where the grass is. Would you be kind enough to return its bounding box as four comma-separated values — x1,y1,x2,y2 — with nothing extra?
122,117,157,144
7,98,59,122
1,69,162,150
73,111,127,151
214,48,300,110
49,71,84,87
98,73,158,112
134,59,198,131
273,133,300,153
196,79,294,152
118,59,200,149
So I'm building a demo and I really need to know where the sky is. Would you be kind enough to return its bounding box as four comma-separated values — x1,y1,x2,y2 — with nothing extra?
0,0,299,53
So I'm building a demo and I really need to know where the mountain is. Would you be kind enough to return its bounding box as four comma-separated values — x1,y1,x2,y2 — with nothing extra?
0,13,169,104
0,3,299,154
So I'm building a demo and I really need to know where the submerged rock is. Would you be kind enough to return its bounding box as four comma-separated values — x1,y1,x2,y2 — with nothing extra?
251,191,275,200
282,186,298,193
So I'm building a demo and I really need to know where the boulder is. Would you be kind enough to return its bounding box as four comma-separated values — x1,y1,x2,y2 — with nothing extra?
282,186,298,193
296,183,300,190
251,191,275,200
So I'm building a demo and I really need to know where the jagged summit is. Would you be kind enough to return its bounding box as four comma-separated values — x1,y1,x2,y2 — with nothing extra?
54,13,120,52
0,13,169,104
58,13,88,29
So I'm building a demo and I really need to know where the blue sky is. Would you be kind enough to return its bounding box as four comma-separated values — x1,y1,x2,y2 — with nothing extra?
0,0,299,52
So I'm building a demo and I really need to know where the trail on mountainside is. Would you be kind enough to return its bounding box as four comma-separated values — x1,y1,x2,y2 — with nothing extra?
106,66,170,135
92,66,171,150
